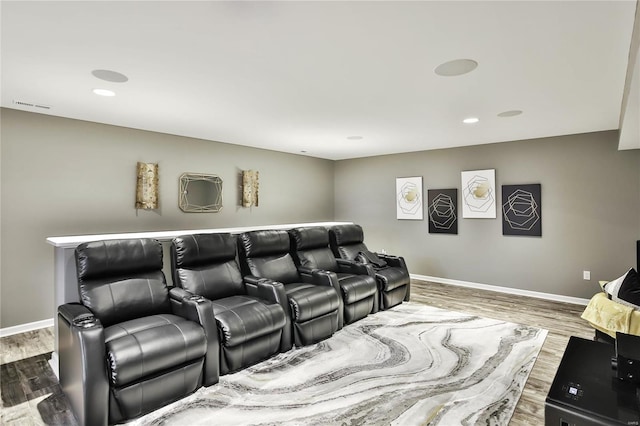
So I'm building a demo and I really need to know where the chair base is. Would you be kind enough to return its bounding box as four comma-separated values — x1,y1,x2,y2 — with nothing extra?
344,296,375,325
109,359,204,424
220,330,283,375
381,286,408,311
293,310,339,346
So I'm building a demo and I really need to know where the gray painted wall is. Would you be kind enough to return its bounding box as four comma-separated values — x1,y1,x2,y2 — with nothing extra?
0,108,335,328
334,131,640,299
2,107,639,329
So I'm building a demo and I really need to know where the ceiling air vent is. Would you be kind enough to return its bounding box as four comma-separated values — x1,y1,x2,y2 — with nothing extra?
12,99,51,110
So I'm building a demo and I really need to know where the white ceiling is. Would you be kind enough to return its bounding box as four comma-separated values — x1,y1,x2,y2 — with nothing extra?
1,1,637,160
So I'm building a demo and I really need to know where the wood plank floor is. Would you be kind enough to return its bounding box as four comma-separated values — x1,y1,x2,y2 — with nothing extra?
0,280,596,425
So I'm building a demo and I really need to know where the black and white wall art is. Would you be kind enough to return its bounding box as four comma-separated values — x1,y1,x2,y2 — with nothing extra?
461,169,496,218
396,176,423,220
501,184,542,237
427,189,458,234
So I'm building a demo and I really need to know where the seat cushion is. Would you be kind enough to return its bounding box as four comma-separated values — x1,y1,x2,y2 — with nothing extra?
376,267,410,292
337,273,377,304
211,295,286,347
104,314,206,387
284,283,340,323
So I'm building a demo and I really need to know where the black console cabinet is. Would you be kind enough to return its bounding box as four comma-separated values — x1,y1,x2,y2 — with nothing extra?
545,336,640,425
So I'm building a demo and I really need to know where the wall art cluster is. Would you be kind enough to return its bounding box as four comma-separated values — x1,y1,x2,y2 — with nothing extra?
461,169,496,219
396,169,542,238
396,177,423,220
427,189,458,234
501,184,542,236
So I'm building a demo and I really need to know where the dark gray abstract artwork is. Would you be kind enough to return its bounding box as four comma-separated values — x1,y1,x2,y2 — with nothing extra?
427,189,458,234
502,184,542,237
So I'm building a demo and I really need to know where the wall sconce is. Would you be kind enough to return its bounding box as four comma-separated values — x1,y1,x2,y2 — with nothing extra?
242,170,259,207
135,162,159,209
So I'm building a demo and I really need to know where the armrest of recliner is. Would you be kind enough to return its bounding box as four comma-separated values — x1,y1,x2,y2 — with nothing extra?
58,303,96,326
298,266,335,285
57,303,108,426
244,276,293,351
244,276,287,307
336,259,373,276
378,254,411,301
169,287,219,386
378,254,406,269
299,268,336,288
243,275,265,287
300,269,344,330
297,266,314,276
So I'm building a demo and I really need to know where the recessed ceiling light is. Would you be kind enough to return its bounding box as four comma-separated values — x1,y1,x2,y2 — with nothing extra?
92,69,128,83
93,88,115,97
463,117,479,124
434,59,478,77
497,110,523,117
346,136,363,140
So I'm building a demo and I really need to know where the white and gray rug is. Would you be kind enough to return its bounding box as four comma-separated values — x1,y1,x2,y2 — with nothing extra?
129,302,547,426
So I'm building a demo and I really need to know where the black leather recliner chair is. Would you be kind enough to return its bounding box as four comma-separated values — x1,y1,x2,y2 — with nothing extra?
171,233,288,374
57,238,218,426
289,227,378,325
329,224,410,311
237,230,342,346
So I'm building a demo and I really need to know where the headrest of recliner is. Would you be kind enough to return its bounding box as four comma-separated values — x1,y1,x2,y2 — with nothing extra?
329,224,364,245
239,230,290,257
76,238,163,280
172,233,237,268
289,227,329,251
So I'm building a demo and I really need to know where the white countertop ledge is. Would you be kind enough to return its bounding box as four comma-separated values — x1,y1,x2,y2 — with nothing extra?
46,221,352,248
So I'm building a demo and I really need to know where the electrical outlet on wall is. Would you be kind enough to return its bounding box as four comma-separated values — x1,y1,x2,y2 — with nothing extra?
583,271,591,280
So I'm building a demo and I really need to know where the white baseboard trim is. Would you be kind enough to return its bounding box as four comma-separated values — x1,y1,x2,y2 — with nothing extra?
411,274,590,306
0,318,54,338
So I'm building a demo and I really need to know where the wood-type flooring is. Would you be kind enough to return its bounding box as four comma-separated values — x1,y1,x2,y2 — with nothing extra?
0,279,595,425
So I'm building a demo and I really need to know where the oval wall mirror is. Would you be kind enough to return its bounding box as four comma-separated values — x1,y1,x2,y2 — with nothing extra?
179,173,223,212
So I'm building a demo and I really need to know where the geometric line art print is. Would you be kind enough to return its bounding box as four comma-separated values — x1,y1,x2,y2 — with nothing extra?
427,189,458,234
504,190,538,230
502,184,542,237
461,169,496,218
396,176,423,220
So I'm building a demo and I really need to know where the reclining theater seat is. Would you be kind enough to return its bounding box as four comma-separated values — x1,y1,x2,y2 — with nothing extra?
329,224,411,311
289,227,378,325
171,233,287,375
238,230,342,347
57,238,217,426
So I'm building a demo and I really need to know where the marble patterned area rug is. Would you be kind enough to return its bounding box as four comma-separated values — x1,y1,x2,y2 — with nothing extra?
129,302,547,426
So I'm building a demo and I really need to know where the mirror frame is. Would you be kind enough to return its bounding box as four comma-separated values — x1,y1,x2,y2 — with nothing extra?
179,173,223,213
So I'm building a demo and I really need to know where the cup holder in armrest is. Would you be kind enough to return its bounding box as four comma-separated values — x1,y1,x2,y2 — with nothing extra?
72,314,98,328
188,295,207,303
